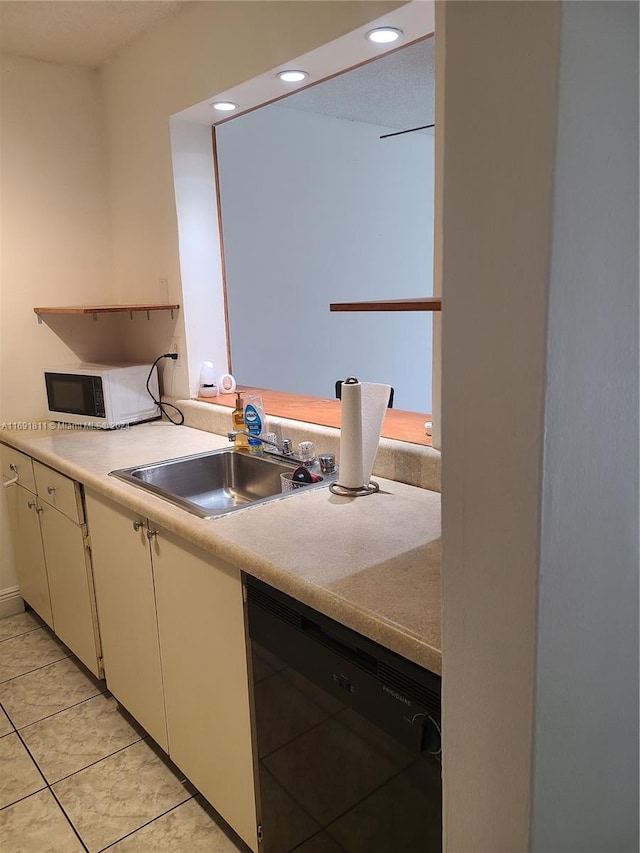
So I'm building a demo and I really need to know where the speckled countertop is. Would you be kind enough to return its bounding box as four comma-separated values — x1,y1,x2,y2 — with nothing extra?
0,423,441,675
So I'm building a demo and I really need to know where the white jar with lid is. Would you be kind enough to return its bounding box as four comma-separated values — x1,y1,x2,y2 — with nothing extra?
199,362,218,397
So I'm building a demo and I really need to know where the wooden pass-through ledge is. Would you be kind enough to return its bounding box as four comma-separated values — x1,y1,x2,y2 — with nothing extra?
197,386,433,447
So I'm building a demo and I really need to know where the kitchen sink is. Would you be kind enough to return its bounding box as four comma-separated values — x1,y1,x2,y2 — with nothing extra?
109,447,330,518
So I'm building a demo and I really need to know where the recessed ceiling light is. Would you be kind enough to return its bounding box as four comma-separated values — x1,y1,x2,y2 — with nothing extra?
365,27,403,44
277,70,308,83
211,101,238,112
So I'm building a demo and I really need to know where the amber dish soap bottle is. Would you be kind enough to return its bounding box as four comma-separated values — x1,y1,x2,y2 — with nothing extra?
232,392,250,452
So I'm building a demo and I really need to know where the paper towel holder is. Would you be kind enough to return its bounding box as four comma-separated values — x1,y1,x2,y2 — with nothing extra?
329,481,380,497
330,376,381,497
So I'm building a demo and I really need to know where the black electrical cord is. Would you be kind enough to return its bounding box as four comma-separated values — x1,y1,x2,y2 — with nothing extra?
147,354,185,425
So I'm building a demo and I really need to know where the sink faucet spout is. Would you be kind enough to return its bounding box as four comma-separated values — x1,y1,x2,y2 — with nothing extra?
227,431,301,462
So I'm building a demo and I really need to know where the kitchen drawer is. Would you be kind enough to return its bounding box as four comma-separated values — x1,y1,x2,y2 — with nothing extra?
33,461,84,524
1,445,36,494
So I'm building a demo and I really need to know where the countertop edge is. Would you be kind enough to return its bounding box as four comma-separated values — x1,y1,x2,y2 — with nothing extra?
1,426,442,675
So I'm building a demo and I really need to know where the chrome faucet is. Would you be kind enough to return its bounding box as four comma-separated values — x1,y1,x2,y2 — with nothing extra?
227,431,300,461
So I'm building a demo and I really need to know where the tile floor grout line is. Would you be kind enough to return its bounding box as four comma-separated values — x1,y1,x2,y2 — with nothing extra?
0,621,92,849
9,684,109,733
46,734,148,786
47,784,92,853
0,653,72,687
0,625,46,643
11,714,92,852
6,726,49,789
0,781,47,814
0,619,246,852
5,696,186,853
0,699,17,737
95,793,198,852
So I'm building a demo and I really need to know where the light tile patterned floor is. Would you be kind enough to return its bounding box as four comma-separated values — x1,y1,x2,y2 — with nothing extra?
0,609,245,852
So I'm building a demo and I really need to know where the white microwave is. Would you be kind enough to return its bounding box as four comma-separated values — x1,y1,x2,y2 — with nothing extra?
44,363,160,428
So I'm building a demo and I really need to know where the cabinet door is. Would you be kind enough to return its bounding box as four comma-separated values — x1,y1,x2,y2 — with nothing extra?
5,484,53,628
33,461,84,524
84,490,167,750
153,529,258,852
1,445,36,494
39,503,102,678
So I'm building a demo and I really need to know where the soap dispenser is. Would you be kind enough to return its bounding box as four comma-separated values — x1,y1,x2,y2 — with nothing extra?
232,392,250,452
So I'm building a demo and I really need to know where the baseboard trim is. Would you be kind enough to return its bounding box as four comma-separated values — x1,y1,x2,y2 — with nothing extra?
0,586,24,619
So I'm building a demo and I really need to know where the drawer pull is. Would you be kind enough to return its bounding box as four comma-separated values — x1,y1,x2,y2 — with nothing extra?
3,464,18,488
47,486,56,495
132,520,145,532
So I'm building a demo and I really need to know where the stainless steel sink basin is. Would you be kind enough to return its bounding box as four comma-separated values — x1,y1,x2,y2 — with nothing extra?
110,448,329,518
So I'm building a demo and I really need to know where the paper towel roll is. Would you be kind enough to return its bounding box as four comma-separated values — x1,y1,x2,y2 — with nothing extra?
338,379,391,489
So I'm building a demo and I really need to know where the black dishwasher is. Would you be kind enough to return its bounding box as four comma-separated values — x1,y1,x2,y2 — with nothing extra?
245,576,442,853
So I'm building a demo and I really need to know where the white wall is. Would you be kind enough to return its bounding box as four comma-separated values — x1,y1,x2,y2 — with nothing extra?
0,2,403,593
216,105,434,411
0,54,114,595
531,3,639,849
439,2,561,849
100,1,406,398
168,120,228,397
440,1,639,850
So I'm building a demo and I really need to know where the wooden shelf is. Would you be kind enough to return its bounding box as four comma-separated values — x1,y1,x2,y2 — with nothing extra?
329,297,442,312
34,304,180,323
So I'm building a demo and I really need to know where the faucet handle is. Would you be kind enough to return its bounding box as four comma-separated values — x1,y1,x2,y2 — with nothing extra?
298,441,316,466
262,432,278,448
318,453,336,474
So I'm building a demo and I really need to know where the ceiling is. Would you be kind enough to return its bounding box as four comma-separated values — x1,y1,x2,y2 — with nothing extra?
0,1,434,132
280,37,435,133
0,1,188,69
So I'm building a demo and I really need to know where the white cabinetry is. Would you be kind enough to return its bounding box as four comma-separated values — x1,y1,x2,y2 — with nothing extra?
2,447,53,627
84,488,258,852
84,490,168,751
2,448,102,678
153,531,258,851
34,460,102,679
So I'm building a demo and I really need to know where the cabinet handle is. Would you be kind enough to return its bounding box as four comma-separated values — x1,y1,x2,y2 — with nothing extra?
3,474,18,488
47,486,56,495
35,506,43,514
146,529,159,540
27,500,43,514
3,464,18,488
132,520,145,532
